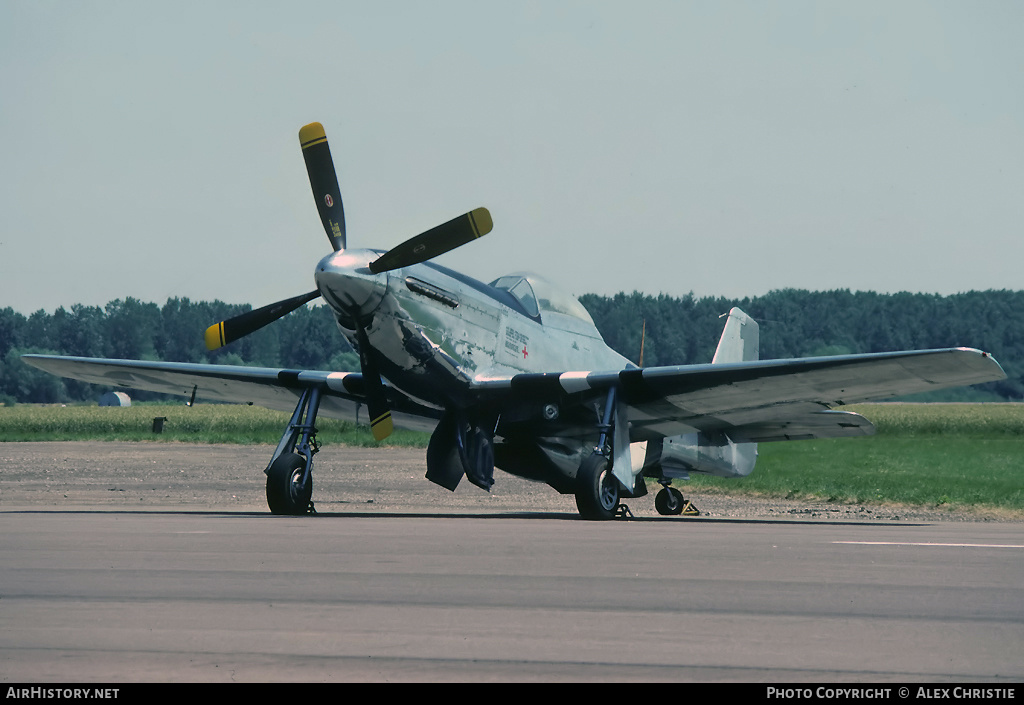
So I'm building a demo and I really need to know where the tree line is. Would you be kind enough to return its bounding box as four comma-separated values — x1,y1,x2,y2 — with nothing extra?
0,297,359,405
579,288,1023,401
2,289,1021,404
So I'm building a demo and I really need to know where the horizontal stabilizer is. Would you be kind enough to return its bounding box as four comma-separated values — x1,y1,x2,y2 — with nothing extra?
727,410,875,443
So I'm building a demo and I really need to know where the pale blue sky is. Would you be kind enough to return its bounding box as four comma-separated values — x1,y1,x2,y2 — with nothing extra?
2,1,1022,315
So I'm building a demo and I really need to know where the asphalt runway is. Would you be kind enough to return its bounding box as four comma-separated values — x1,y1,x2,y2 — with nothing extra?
1,443,1022,682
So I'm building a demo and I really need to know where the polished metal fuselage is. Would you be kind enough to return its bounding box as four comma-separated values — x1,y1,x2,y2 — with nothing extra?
316,249,631,407
313,249,755,487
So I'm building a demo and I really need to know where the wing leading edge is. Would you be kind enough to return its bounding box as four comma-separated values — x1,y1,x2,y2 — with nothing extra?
21,355,442,433
472,347,1006,441
22,347,1007,443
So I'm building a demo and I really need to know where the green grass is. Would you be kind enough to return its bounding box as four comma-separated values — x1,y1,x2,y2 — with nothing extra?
2,402,1021,514
0,403,429,447
847,402,1024,436
684,404,1024,515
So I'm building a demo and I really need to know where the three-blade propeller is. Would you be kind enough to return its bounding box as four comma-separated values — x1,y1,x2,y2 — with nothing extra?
203,122,492,440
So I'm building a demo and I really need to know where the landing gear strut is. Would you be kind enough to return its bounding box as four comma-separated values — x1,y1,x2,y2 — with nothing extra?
265,386,323,515
575,386,631,520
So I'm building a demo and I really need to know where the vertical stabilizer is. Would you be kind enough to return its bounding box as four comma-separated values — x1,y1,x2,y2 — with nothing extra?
712,307,759,364
624,308,762,483
709,307,759,477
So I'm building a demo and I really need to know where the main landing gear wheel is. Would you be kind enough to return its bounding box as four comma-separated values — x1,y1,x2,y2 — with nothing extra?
575,453,620,520
655,486,699,516
266,452,313,515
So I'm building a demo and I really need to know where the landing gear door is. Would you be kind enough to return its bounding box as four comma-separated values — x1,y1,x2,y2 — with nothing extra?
611,398,635,492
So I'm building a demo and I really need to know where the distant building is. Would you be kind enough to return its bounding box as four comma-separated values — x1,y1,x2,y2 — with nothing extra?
99,391,131,407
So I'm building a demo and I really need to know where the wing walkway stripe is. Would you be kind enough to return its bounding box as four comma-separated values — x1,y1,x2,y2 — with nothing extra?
559,371,592,394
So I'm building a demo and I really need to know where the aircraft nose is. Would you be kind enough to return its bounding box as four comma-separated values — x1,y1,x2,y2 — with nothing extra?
315,250,388,317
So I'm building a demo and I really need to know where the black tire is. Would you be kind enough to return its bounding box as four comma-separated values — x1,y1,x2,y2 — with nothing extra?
655,486,684,516
266,452,312,515
575,452,620,520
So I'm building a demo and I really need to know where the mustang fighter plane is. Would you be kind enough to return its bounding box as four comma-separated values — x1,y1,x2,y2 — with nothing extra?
25,123,1007,519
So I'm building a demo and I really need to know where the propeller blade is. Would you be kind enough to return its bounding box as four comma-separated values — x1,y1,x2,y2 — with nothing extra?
299,122,346,251
205,290,321,350
368,207,492,274
355,323,393,441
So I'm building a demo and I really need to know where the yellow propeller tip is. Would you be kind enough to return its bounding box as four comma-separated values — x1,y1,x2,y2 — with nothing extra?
370,412,394,441
299,122,326,148
470,207,493,237
204,323,225,351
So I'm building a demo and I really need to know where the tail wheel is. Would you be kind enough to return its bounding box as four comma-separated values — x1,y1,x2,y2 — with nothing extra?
266,452,312,515
575,453,620,520
655,486,685,516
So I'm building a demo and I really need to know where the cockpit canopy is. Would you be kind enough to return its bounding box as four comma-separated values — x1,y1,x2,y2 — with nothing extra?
489,273,597,333
490,274,540,318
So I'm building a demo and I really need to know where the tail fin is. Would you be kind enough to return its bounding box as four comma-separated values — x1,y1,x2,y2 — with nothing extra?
712,307,759,364
646,307,760,482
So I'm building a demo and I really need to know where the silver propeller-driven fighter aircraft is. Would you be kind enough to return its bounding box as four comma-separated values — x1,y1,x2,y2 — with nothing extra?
25,122,1007,519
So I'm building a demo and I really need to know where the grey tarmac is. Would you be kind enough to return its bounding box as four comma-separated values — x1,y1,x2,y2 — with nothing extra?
1,442,1022,682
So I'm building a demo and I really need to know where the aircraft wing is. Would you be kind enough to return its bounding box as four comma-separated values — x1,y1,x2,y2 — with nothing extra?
472,347,1006,442
21,355,442,433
